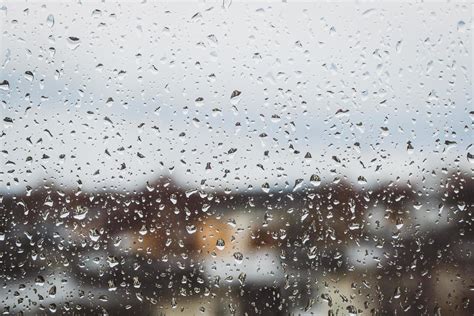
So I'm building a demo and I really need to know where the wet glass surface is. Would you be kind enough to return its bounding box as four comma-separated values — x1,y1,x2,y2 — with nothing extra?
0,2,473,315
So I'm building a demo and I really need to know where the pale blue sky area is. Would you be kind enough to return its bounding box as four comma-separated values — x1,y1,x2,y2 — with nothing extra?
0,2,472,192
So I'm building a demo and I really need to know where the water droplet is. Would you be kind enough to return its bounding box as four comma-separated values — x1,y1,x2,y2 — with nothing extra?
89,229,101,242
73,206,88,220
310,174,321,186
357,176,367,185
216,238,225,250
0,80,9,91
22,74,34,86
106,97,114,107
186,224,197,234
46,14,54,28
467,151,474,164
67,36,81,50
233,252,243,264
230,90,241,105
195,97,204,107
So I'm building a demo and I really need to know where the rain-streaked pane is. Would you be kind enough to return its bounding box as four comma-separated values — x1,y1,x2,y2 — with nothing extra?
1,2,472,315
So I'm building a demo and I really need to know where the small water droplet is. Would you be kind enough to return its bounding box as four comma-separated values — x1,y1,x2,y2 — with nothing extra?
24,71,34,81
46,14,54,28
0,80,9,91
186,224,197,234
233,252,243,264
357,176,367,185
310,174,321,186
216,238,225,250
67,36,81,50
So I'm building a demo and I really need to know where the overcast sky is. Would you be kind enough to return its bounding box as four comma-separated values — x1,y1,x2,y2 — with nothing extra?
1,2,472,193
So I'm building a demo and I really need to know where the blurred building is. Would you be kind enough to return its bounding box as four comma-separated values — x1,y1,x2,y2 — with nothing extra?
0,172,472,315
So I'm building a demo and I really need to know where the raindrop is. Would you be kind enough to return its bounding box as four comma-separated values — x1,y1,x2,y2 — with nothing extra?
233,252,243,264
261,182,270,193
46,14,54,28
216,238,225,250
67,36,81,50
357,176,367,185
310,174,321,186
407,141,414,154
24,71,34,81
186,224,197,234
0,80,9,91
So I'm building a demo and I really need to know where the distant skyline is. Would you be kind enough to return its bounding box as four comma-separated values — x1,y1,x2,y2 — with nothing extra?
1,2,472,193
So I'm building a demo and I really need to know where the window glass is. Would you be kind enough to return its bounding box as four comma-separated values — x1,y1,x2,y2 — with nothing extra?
1,2,472,315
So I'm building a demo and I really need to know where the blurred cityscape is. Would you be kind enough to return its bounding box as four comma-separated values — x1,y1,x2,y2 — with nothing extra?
0,170,472,315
